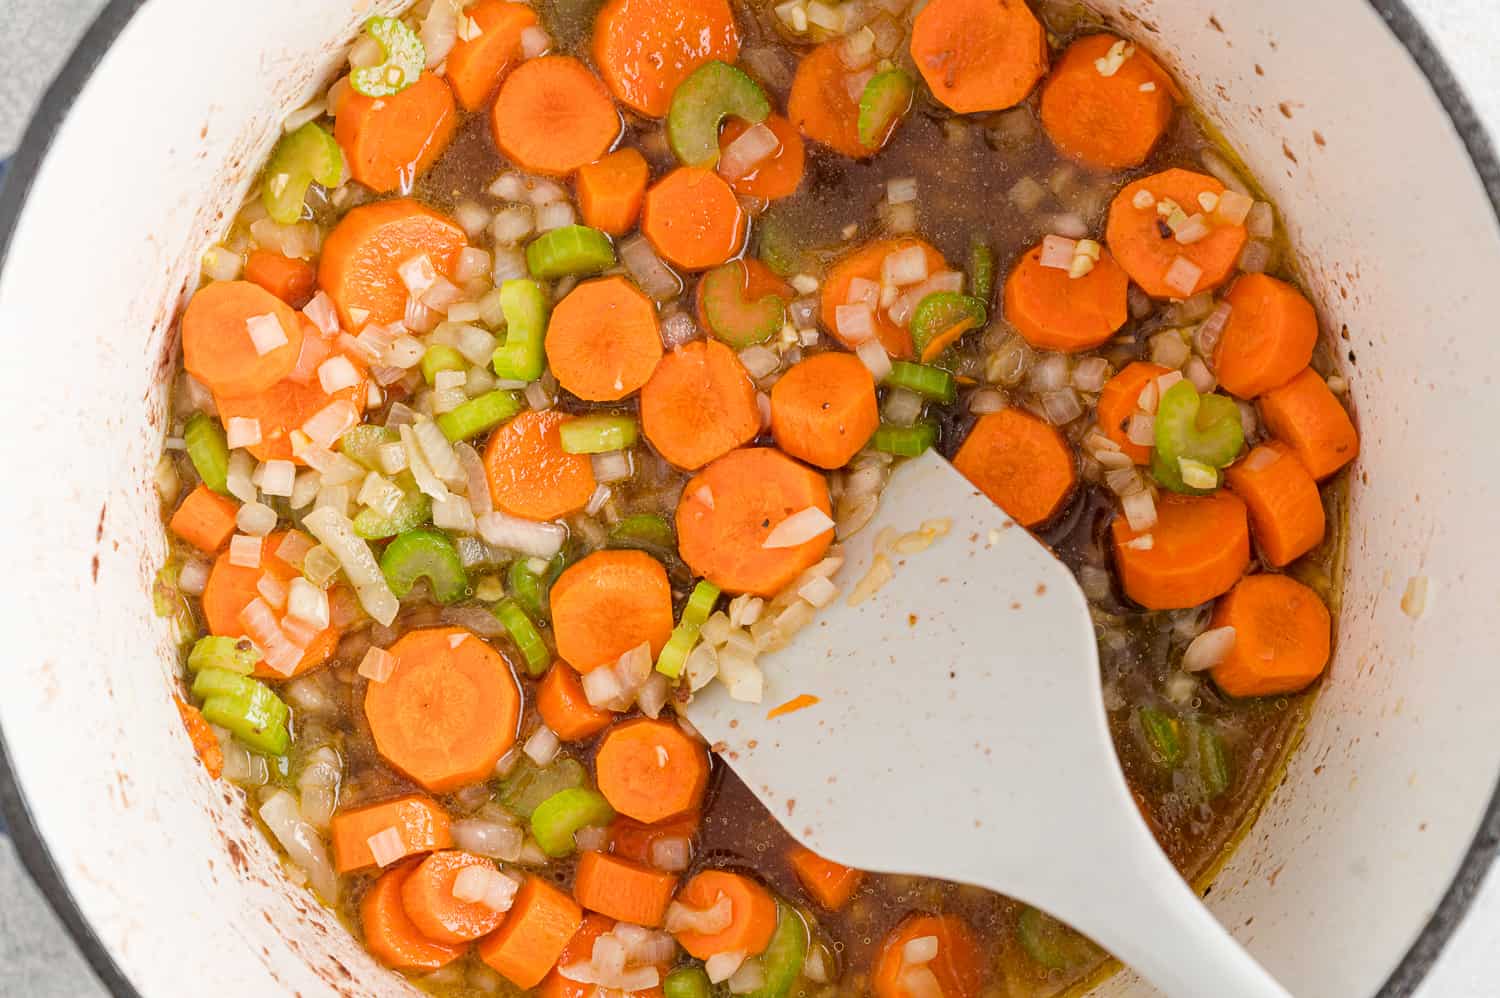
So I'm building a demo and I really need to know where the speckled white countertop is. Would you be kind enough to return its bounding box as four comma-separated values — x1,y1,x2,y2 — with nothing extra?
1,1,1498,995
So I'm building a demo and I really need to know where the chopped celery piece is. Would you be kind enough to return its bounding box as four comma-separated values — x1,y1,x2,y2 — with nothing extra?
559,415,638,454
1192,721,1232,800
969,234,995,302
338,424,400,470
262,122,343,224
421,344,468,386
380,527,469,603
494,598,549,676
663,967,712,998
700,262,786,348
524,225,616,279
498,756,587,818
1150,380,1244,495
351,478,430,539
184,413,230,495
754,211,804,277
667,60,771,167
1017,907,1099,971
657,580,721,679
609,514,675,556
187,635,261,675
491,279,550,382
530,788,616,857
508,558,552,620
349,16,425,98
885,361,956,403
872,421,937,457
1137,706,1182,767
436,390,524,442
741,903,808,998
909,292,987,359
857,69,915,150
192,668,290,756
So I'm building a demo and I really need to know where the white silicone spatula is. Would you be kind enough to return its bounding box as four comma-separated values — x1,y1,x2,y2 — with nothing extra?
684,449,1292,998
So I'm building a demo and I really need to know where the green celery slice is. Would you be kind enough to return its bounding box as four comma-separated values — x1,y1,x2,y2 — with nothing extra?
421,344,468,385
491,279,551,382
494,598,550,675
608,514,676,556
338,424,400,470
380,527,470,603
262,122,343,224
663,967,712,998
349,16,425,98
498,756,587,818
508,557,553,620
1136,706,1183,767
1150,380,1244,495
436,390,524,442
857,69,915,150
885,361,956,403
667,60,771,167
1193,721,1232,800
530,788,616,857
656,580,721,679
741,903,809,998
187,635,261,675
968,234,995,302
872,421,937,457
524,226,616,280
700,261,786,348
1017,907,1099,971
192,668,290,756
908,292,987,359
559,415,639,454
184,413,230,495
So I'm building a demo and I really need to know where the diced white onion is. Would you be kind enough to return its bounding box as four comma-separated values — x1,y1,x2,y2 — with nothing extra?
246,313,289,356
835,303,875,344
259,790,338,900
1122,489,1158,532
366,826,407,869
1126,413,1156,447
738,345,781,379
225,417,263,449
287,577,331,630
650,836,692,872
236,501,278,537
856,339,892,380
1246,202,1275,239
719,123,781,181
358,646,397,683
259,459,296,498
523,725,561,766
728,958,767,994
1072,356,1109,392
881,246,929,287
302,506,397,625
620,236,683,301
764,507,835,549
520,25,551,58
398,254,437,297
477,511,568,558
903,935,940,965
1183,626,1237,672
1039,234,1078,270
452,819,524,862
705,951,748,985
591,450,634,484
1041,389,1083,425
228,533,263,568
1164,256,1204,296
302,400,360,450
535,201,576,233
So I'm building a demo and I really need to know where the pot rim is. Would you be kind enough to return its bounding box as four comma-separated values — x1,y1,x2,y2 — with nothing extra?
0,1,1495,995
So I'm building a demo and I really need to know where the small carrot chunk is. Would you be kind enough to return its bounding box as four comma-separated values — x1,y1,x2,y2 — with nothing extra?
770,352,880,470
1214,274,1319,399
720,115,806,200
318,198,468,328
330,794,453,873
1210,573,1331,697
909,0,1047,114
361,862,467,972
537,664,615,742
169,485,240,554
596,717,710,824
483,409,598,521
174,697,224,779
1257,367,1359,480
401,850,510,944
1096,361,1170,465
577,148,650,237
608,811,699,866
545,276,663,402
1106,168,1248,299
873,914,985,998
1224,442,1325,567
572,850,678,927
181,280,303,398
335,71,458,194
363,627,521,793
952,409,1077,528
592,0,740,117
641,167,747,271
1111,492,1250,610
477,874,584,990
788,42,876,159
788,845,864,911
1004,241,1130,353
672,870,778,959
819,238,948,359
244,250,317,308
492,56,621,176
1039,34,1177,170
641,338,762,471
550,550,675,673
200,531,341,678
676,447,834,597
444,0,538,110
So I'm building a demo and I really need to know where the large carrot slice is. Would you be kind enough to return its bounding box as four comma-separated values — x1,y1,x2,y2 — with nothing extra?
788,845,863,911
318,198,468,328
788,42,872,159
1224,442,1325,567
244,250,317,308
592,0,740,117
444,0,538,110
1096,361,1170,465
1257,367,1359,480
1210,573,1331,698
641,167,746,271
477,875,584,989
1003,242,1130,353
360,862,467,972
169,485,239,554
331,794,453,873
550,550,675,673
873,914,984,998
492,56,621,176
720,114,806,200
572,850,678,927
676,447,834,596
545,276,662,401
336,71,457,194
182,280,303,397
577,147,650,237
200,531,341,678
214,333,368,464
1039,34,1176,170
672,870,777,958
770,352,879,470
608,811,699,866
483,409,598,521
1214,274,1319,399
820,238,947,358
538,663,615,742
596,717,710,823
952,409,1077,528
363,626,521,792
640,339,761,470
401,850,510,944
909,0,1047,114
1106,168,1247,299
1111,491,1250,610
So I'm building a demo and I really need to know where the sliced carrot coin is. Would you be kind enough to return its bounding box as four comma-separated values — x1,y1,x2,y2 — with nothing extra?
1224,441,1325,567
550,550,675,673
952,409,1077,528
873,914,985,998
1039,34,1177,170
1003,242,1130,353
640,339,762,471
770,352,879,470
363,627,521,793
492,56,621,176
788,42,873,159
672,870,778,959
592,0,740,117
444,0,538,110
182,280,303,398
360,861,467,972
720,114,806,200
169,485,239,554
200,531,341,678
545,276,663,401
1111,491,1250,610
641,167,747,271
572,850,678,927
819,238,948,359
788,845,864,912
318,198,468,328
483,410,598,521
1210,573,1332,698
478,875,584,990
1257,367,1359,480
1106,168,1247,299
910,0,1047,114
401,849,510,944
596,717,710,823
578,147,651,237
331,794,453,873
244,250,318,308
335,71,458,194
537,663,615,742
1213,273,1319,398
1096,361,1170,464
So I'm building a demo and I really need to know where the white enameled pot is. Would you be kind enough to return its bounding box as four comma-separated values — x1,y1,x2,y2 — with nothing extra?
1,1,1498,995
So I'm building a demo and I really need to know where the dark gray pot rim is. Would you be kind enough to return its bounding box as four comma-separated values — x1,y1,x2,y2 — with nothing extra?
0,2,1495,995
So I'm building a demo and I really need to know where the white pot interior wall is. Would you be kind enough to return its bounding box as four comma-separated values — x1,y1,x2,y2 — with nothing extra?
1,1,1498,996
